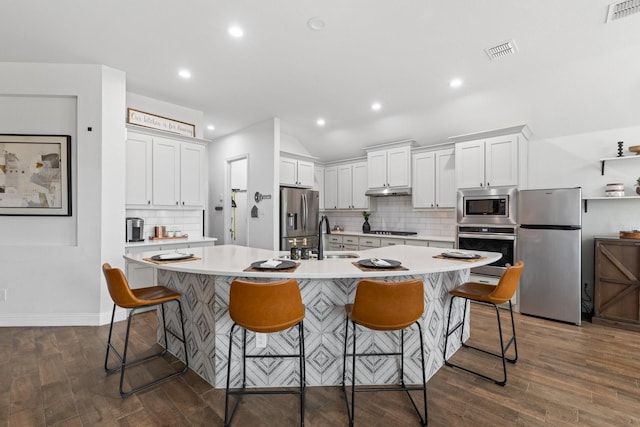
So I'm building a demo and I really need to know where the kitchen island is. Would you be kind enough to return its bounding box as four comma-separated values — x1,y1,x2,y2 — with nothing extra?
124,244,501,388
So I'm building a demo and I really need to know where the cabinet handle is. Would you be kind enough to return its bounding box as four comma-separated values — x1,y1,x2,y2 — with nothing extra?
176,201,179,205
480,182,483,187
487,182,490,187
147,200,151,205
182,201,185,205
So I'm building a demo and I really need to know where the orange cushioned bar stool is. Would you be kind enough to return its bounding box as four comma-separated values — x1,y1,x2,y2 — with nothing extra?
342,279,427,427
224,279,306,427
102,263,188,398
443,260,524,386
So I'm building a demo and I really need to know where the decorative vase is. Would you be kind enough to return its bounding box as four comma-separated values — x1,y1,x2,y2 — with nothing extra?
636,186,640,196
362,218,371,233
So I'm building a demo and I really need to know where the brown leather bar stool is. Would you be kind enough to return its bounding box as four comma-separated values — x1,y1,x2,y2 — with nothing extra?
224,279,306,427
342,279,427,427
443,260,524,386
102,263,188,398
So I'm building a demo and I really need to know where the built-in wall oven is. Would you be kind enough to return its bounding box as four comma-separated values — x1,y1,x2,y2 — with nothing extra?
457,226,517,277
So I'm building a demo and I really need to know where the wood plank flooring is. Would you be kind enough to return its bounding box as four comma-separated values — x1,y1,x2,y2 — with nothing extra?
1,303,639,426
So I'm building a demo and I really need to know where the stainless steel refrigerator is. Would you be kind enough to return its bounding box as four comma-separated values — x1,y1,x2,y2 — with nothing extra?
518,187,582,325
280,187,320,251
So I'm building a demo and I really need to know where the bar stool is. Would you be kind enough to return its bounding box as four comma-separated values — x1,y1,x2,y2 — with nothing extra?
443,260,524,386
342,279,427,427
102,263,188,398
224,279,306,427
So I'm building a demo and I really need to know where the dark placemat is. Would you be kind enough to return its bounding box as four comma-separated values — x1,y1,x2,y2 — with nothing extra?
143,256,201,265
243,262,301,273
351,262,409,272
432,255,487,263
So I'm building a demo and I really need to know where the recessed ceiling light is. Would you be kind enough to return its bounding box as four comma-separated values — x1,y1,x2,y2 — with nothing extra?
316,118,326,126
207,124,215,131
228,25,244,38
449,78,463,88
307,17,326,31
178,69,192,79
371,102,382,111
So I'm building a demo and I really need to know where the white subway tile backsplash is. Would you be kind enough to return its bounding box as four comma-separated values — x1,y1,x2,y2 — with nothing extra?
126,209,204,240
324,197,456,237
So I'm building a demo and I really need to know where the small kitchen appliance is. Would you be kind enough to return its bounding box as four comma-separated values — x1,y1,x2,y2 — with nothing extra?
126,217,145,242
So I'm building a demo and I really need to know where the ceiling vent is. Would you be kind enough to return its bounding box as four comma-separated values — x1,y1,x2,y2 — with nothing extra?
606,0,640,22
484,39,518,60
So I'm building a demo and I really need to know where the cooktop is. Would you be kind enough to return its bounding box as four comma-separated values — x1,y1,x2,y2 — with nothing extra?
366,230,418,236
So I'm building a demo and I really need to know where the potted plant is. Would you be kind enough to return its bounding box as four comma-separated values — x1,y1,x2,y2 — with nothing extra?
362,211,371,233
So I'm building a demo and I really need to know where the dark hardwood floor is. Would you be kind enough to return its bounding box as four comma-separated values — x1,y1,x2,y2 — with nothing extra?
2,303,640,426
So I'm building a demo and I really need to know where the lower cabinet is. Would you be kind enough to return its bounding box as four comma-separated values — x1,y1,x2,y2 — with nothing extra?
594,238,640,331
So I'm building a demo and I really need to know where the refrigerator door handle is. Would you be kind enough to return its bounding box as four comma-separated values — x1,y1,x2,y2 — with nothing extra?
301,193,307,231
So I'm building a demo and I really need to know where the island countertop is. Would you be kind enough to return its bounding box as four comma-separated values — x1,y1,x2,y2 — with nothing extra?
124,244,500,279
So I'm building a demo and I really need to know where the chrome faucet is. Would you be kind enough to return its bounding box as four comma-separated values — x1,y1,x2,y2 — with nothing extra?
317,215,331,260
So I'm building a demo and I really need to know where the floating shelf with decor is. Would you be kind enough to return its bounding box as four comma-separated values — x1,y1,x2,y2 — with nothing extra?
599,155,640,175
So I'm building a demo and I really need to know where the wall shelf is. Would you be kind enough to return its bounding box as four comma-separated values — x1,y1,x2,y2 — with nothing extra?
599,155,640,175
582,196,640,212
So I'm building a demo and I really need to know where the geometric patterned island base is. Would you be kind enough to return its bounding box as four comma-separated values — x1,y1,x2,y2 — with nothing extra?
157,269,470,388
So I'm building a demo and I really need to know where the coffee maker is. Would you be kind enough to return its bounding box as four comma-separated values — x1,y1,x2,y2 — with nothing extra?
126,217,145,242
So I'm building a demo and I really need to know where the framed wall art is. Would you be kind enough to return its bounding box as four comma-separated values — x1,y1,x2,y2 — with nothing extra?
0,134,71,216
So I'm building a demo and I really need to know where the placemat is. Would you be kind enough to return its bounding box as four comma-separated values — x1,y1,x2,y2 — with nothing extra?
351,262,409,272
243,262,301,273
143,256,201,265
432,255,487,263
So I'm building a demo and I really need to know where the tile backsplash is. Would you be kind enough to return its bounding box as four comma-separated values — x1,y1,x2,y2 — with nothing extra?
325,197,456,236
126,209,204,240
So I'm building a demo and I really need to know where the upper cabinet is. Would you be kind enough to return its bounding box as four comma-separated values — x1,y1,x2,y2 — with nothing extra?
126,130,206,209
324,160,368,210
314,166,325,210
280,155,314,188
126,132,153,206
366,141,414,190
412,147,456,208
452,125,530,190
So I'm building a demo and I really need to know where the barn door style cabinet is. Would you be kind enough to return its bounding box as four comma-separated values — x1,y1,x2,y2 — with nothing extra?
593,238,640,331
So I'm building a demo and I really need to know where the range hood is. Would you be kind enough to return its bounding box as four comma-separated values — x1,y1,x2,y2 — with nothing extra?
365,187,412,197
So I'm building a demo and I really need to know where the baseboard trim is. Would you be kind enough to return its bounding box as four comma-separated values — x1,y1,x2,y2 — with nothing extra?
0,307,129,327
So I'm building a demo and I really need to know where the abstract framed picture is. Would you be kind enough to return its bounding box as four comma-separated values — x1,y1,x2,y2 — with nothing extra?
0,134,71,216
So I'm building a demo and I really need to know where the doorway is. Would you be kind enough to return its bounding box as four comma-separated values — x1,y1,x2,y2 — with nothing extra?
226,156,248,245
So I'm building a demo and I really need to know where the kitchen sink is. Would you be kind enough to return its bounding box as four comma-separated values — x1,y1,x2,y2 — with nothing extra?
324,253,359,259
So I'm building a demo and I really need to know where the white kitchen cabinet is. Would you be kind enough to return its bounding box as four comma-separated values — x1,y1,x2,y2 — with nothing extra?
180,143,205,207
280,156,314,188
380,238,405,246
324,166,338,209
314,166,324,210
358,236,381,248
324,161,369,210
126,132,153,206
453,126,530,190
127,130,206,209
152,137,181,207
367,145,412,189
412,148,455,208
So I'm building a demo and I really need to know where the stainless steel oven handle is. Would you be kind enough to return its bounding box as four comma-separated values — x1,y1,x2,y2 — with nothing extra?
457,233,516,241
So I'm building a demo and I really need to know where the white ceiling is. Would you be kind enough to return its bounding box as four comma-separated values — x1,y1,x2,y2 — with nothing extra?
1,0,639,161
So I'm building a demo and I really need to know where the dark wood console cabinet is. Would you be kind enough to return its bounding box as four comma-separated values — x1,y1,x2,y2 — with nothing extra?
594,238,640,331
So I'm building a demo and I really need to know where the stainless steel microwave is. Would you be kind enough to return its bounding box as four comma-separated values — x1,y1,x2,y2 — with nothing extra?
456,186,517,225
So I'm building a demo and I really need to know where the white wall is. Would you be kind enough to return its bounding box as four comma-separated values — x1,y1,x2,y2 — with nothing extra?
208,118,280,249
0,63,126,326
527,125,640,311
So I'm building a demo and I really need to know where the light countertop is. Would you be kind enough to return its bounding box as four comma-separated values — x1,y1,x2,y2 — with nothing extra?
125,236,218,249
327,231,455,242
124,244,500,279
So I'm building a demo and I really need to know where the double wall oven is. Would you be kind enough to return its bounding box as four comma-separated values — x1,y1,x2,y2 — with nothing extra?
456,186,517,277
